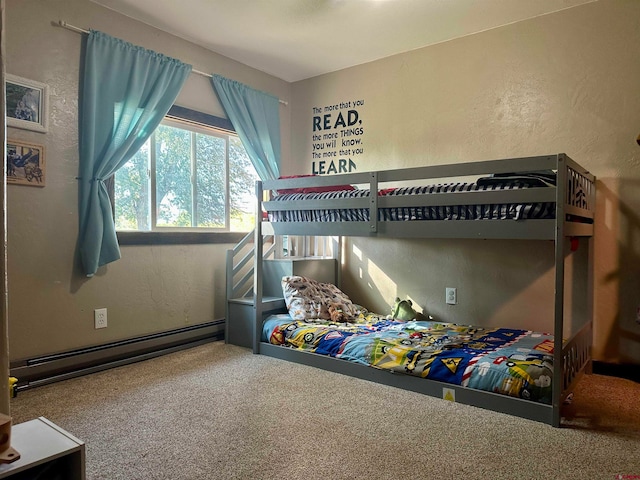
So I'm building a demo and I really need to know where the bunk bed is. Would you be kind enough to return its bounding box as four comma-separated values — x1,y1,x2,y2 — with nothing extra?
246,153,594,427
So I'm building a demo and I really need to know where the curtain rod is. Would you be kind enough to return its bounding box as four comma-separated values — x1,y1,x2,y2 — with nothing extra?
56,20,288,106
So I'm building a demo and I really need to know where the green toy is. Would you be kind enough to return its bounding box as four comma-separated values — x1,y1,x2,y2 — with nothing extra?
391,297,431,321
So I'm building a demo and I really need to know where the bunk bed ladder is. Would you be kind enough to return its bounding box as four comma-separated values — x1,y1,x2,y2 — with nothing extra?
226,219,340,351
225,228,280,348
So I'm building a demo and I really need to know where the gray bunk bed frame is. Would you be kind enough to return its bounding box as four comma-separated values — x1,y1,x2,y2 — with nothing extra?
251,153,595,427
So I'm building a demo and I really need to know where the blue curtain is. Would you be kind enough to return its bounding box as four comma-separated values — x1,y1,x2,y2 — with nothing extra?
211,75,281,180
78,30,192,276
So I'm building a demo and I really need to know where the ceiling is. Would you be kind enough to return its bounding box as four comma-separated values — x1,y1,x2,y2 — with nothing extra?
91,0,596,83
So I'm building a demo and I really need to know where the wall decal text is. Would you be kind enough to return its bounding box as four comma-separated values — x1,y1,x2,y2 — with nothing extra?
311,99,365,174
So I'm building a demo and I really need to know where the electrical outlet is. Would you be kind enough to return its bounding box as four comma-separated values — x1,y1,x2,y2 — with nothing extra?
94,308,107,329
446,287,457,305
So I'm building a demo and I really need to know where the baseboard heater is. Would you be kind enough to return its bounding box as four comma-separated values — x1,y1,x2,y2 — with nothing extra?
10,320,224,391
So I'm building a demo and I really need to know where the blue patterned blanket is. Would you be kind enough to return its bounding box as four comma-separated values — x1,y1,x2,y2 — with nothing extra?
263,313,554,404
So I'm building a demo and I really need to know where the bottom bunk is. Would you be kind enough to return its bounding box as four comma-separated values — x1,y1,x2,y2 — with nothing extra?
264,313,555,402
254,276,592,427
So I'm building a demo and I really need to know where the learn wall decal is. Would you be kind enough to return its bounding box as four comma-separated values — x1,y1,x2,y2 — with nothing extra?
311,99,365,174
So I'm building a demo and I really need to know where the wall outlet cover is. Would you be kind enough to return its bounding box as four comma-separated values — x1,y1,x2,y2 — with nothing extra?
94,308,107,329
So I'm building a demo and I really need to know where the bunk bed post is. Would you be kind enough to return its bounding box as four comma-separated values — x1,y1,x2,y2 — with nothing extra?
334,236,342,289
225,249,233,344
552,154,568,427
253,180,264,354
369,172,378,233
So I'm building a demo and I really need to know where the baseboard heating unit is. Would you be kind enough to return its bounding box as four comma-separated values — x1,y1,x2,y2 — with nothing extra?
10,320,223,392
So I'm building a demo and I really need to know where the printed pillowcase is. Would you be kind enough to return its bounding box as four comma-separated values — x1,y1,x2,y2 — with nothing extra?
281,275,358,321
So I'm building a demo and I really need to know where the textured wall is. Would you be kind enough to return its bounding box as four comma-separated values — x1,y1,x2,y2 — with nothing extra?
5,0,290,360
290,0,640,363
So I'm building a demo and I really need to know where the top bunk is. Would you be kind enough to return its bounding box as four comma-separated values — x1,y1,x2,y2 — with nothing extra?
258,153,595,240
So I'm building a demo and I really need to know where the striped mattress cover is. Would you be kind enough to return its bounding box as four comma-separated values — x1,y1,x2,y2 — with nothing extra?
267,174,556,223
263,312,555,404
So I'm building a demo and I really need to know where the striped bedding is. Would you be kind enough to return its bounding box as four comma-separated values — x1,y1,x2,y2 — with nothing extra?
263,312,555,404
267,175,556,223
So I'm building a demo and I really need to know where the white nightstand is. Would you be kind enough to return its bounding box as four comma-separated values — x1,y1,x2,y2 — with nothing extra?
0,417,85,479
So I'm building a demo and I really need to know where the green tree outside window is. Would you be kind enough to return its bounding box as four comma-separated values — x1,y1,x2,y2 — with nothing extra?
114,115,259,232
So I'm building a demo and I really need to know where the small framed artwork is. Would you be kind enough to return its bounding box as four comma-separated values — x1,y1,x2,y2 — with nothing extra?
6,139,46,187
5,74,49,133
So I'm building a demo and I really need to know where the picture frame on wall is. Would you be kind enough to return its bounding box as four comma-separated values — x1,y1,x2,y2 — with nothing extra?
5,74,49,133
6,139,46,187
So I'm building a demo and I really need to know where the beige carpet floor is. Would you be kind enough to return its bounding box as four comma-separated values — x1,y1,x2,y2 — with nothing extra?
8,341,640,480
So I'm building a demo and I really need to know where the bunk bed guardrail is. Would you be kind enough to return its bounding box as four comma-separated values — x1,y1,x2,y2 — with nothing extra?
260,154,595,240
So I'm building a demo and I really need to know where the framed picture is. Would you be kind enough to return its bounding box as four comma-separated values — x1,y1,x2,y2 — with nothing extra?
5,74,49,133
6,139,45,187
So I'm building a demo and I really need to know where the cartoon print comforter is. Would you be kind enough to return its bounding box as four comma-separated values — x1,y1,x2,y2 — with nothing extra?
262,313,555,404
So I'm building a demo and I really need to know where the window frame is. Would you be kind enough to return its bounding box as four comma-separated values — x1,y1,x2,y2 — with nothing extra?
114,105,252,246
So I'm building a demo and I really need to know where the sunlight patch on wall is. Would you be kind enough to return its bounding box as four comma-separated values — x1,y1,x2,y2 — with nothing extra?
352,244,364,279
405,295,425,314
366,257,397,306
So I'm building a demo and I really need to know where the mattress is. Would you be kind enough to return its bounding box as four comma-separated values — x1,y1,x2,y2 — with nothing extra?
262,312,555,404
267,173,557,223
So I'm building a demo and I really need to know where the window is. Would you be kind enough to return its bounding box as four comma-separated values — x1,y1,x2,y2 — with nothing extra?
114,108,259,238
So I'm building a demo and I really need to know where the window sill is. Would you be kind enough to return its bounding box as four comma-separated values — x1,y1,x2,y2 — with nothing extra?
117,231,248,245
